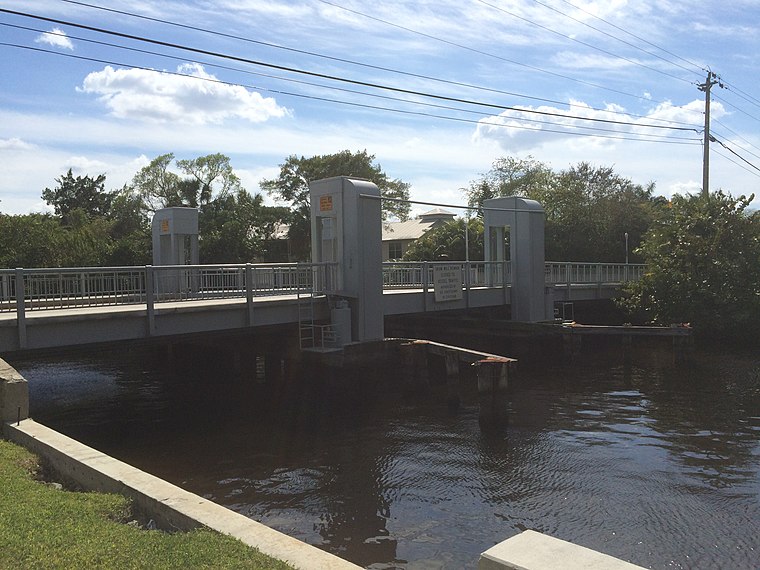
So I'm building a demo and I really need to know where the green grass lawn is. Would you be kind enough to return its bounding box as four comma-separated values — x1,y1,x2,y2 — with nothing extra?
0,439,293,569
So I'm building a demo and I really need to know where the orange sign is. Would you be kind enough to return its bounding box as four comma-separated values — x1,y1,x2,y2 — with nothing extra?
160,219,170,233
319,195,333,212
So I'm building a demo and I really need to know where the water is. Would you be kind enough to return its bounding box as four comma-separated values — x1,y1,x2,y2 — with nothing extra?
10,345,760,569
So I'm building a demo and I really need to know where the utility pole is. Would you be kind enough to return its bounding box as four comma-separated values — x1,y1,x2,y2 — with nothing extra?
697,70,723,197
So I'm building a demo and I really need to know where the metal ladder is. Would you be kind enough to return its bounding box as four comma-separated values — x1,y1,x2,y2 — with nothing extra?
297,266,338,351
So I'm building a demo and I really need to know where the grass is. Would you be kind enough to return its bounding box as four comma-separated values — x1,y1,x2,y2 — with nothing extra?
0,439,294,569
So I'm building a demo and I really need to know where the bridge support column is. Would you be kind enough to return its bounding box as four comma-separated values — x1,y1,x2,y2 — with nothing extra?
474,357,515,428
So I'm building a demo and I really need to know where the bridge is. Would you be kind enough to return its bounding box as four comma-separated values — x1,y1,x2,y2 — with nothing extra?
0,260,643,353
1,177,646,354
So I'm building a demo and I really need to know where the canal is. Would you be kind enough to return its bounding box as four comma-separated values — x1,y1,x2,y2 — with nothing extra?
9,343,760,569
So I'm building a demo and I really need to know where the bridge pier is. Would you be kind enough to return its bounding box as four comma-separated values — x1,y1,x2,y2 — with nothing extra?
474,357,515,428
400,340,430,390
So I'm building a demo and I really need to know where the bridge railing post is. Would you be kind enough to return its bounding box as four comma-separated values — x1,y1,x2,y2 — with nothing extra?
502,260,509,305
15,268,27,350
597,262,603,296
145,265,155,336
245,263,254,326
464,261,471,309
422,261,429,312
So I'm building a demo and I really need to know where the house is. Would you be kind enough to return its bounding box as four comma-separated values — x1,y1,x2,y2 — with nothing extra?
381,208,456,260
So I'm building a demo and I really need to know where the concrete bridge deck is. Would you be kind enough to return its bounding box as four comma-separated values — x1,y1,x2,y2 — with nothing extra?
0,261,642,354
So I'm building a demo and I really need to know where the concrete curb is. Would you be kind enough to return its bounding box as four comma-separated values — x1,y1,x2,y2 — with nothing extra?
5,419,360,570
479,529,647,570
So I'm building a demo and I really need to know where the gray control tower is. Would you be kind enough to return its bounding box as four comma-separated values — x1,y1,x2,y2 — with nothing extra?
309,177,383,343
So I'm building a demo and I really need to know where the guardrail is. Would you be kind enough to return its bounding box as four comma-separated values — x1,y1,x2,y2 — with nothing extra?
381,261,644,290
1,261,644,314
545,262,645,285
0,263,339,314
382,261,511,289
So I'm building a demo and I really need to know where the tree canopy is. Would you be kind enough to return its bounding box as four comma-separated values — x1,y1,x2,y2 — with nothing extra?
42,169,113,224
402,218,484,261
464,156,662,262
2,153,289,268
619,191,760,338
261,150,411,260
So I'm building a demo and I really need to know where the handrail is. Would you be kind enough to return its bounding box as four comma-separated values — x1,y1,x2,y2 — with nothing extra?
1,263,339,314
1,261,643,314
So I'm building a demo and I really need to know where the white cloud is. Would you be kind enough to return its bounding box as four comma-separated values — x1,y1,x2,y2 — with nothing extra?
34,27,74,51
0,137,36,150
472,98,712,153
78,64,290,125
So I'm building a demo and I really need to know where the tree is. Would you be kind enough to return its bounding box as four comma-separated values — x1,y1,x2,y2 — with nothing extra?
402,218,484,261
463,157,661,262
198,189,289,263
619,191,760,338
177,153,242,206
130,153,182,212
42,169,113,224
261,150,411,260
464,156,553,210
0,213,65,267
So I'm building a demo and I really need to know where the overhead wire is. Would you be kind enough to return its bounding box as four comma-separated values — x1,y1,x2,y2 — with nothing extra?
548,0,706,75
53,0,690,124
710,135,760,174
474,0,693,84
713,93,760,125
0,11,701,134
712,148,760,180
712,119,760,156
313,0,668,105
2,41,702,147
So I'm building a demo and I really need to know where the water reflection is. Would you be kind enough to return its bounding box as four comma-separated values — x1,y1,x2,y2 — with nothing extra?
11,345,760,569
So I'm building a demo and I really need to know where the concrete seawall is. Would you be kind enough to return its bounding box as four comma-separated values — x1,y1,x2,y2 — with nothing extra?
0,357,359,570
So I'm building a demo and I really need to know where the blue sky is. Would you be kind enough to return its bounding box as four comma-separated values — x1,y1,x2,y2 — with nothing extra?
2,0,760,216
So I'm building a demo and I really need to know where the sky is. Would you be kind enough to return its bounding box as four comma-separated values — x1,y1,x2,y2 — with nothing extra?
2,0,760,217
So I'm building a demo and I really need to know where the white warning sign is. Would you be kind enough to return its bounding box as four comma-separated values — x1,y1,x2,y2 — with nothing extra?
433,264,463,302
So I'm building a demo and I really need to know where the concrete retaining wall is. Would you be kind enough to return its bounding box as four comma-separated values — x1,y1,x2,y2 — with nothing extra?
1,358,358,570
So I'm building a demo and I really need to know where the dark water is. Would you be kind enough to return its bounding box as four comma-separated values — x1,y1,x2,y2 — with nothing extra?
10,344,760,569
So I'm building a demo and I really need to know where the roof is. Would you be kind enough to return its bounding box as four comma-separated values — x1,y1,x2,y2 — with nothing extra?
418,208,456,221
382,219,437,241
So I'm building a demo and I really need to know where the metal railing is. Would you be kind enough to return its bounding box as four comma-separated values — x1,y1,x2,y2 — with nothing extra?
1,261,643,314
544,262,645,285
1,263,339,313
382,261,511,289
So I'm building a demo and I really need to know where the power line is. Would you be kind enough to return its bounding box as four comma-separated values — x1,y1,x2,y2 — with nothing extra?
710,135,760,175
475,0,693,84
0,25,693,139
1,41,702,147
713,93,760,124
528,0,702,77
54,0,689,124
548,0,706,75
0,10,701,134
712,119,760,157
712,147,760,180
313,0,667,106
